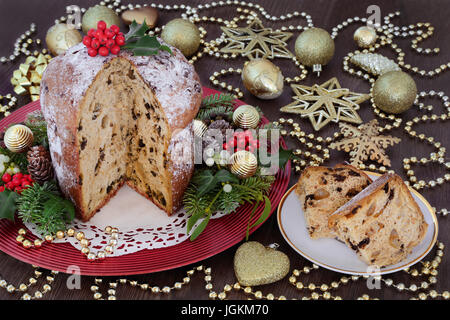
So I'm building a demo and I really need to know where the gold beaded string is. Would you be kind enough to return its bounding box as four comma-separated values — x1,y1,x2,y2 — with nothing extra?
0,266,57,300
15,226,120,261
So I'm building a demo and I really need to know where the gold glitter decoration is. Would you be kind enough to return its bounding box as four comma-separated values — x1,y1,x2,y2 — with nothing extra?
233,241,290,286
3,124,34,153
81,5,120,34
161,19,201,57
372,71,418,114
295,28,335,75
11,53,52,101
233,104,261,129
353,26,378,48
241,58,284,99
349,53,401,76
45,23,82,56
229,150,258,179
280,77,369,131
220,19,293,60
330,119,401,167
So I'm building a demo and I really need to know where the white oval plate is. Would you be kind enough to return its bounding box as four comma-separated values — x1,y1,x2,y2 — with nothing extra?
277,172,438,275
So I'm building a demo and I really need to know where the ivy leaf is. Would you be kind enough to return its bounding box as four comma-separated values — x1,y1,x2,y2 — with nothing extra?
215,169,239,184
278,148,294,169
192,170,218,196
190,213,211,241
125,19,150,42
0,189,19,221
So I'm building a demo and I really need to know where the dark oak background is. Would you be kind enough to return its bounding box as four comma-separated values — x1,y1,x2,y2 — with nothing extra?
0,0,449,300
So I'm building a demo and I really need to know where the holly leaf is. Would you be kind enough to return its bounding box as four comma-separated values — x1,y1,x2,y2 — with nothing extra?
123,35,173,56
125,19,150,42
215,169,239,184
0,189,19,221
192,170,218,196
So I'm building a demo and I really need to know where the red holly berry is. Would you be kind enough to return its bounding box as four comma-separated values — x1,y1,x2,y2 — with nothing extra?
110,24,120,34
2,173,11,183
91,39,100,50
15,187,23,194
0,186,4,192
82,36,92,47
14,173,23,180
105,39,115,49
88,48,98,57
21,181,31,188
99,35,108,46
5,182,14,190
88,28,96,38
105,28,115,39
12,179,21,188
115,36,125,46
24,174,32,181
97,20,107,30
110,45,121,55
99,46,109,57
94,29,104,39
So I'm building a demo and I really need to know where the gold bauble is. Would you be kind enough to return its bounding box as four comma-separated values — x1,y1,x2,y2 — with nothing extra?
229,150,258,179
161,19,200,57
45,24,82,56
121,7,158,27
295,28,335,70
3,125,34,153
234,241,290,286
232,105,261,129
81,5,121,34
372,71,417,114
241,58,284,100
353,26,377,48
193,119,208,138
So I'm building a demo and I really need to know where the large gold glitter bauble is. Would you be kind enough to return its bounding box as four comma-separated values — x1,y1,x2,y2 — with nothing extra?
234,241,290,286
233,105,261,129
353,26,377,48
45,24,82,56
229,150,258,179
295,28,335,74
372,71,417,114
161,19,200,57
81,5,120,34
242,58,284,100
4,125,34,153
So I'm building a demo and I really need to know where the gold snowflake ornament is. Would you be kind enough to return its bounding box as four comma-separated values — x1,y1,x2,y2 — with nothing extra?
220,19,293,59
330,119,401,167
280,77,369,131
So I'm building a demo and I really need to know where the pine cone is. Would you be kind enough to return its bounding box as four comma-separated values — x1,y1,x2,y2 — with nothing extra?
27,145,54,184
203,120,233,150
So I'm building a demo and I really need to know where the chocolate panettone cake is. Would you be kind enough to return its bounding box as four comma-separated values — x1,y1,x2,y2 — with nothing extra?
40,42,202,221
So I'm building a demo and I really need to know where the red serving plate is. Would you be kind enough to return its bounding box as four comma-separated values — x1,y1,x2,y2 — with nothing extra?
0,87,291,276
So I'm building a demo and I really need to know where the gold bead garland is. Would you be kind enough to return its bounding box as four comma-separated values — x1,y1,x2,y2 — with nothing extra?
15,226,119,261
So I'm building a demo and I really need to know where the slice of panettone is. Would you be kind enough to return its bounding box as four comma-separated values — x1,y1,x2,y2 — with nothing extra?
328,173,428,267
295,164,372,239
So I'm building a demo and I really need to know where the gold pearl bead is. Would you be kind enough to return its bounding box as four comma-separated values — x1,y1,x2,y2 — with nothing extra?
75,232,85,241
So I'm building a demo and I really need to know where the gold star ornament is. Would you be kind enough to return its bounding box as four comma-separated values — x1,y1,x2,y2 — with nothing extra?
330,119,401,167
220,19,293,60
280,77,370,131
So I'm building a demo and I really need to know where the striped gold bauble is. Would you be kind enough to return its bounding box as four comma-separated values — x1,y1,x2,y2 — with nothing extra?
232,105,260,129
193,119,208,138
229,150,258,179
3,124,34,153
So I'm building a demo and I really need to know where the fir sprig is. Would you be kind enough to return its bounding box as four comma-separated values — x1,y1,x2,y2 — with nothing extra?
196,93,236,121
17,181,75,236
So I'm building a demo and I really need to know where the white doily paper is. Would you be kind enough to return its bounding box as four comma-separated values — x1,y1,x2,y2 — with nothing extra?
24,185,226,257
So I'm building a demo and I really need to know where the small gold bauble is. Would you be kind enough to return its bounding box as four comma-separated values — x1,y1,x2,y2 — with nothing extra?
81,5,121,34
242,58,284,100
229,150,258,179
121,7,158,27
45,24,82,56
353,26,377,48
295,27,335,71
232,105,261,129
372,71,417,114
161,19,200,57
234,241,290,286
3,124,34,153
193,119,208,138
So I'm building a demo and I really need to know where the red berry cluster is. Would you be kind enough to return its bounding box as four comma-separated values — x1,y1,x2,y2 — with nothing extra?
223,130,259,153
1,173,34,195
83,21,125,57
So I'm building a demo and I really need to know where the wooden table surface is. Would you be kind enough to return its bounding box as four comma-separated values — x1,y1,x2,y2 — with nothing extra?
0,0,449,300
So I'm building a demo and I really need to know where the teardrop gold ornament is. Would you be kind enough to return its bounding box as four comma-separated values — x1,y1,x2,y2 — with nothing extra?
229,150,258,179
4,124,34,153
241,58,284,100
232,105,260,129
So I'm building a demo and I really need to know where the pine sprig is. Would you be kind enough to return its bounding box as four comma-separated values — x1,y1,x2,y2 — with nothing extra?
17,181,75,236
201,93,235,109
